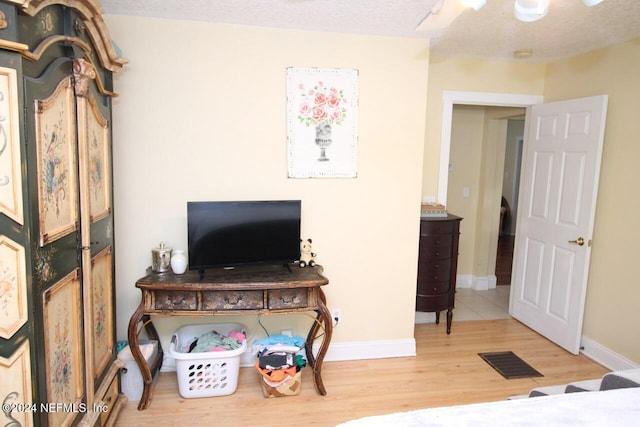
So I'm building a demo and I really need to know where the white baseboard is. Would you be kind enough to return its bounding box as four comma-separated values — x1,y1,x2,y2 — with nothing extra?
457,274,473,288
457,274,496,290
160,338,418,371
313,338,417,362
580,336,640,371
487,275,497,289
158,334,636,374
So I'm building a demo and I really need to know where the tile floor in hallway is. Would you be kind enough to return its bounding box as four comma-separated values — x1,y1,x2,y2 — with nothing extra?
415,286,511,324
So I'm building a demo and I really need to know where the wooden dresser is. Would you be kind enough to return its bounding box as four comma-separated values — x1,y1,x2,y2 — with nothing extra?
416,214,462,334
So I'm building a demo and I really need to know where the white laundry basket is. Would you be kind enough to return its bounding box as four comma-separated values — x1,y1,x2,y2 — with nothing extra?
168,323,247,398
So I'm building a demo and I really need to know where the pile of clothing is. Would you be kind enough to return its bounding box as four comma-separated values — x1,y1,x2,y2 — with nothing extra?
253,334,306,397
186,329,246,353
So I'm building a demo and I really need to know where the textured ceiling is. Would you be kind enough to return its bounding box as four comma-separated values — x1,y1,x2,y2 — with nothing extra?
99,0,640,62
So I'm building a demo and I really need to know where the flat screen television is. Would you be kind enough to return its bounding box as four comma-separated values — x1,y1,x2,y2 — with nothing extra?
187,200,301,271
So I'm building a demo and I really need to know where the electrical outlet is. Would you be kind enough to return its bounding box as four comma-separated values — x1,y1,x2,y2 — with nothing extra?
331,308,341,326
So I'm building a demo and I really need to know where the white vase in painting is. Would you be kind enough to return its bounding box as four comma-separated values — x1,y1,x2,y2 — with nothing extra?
315,122,332,161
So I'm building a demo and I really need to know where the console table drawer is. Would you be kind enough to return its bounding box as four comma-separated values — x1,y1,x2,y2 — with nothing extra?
153,290,197,310
268,289,309,309
202,290,264,310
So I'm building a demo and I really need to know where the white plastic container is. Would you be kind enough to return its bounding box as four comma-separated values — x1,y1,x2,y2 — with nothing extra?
117,340,159,401
168,323,246,398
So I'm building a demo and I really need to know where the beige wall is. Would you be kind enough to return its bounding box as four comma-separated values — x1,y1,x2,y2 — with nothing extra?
426,40,640,364
424,56,545,282
105,13,639,365
105,15,429,350
422,57,546,200
544,38,640,363
446,106,484,276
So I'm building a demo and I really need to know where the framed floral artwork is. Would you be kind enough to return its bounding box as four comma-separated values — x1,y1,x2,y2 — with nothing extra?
0,234,27,339
84,94,111,223
0,66,24,225
286,67,359,178
89,246,113,380
0,340,34,427
43,269,84,427
35,76,78,246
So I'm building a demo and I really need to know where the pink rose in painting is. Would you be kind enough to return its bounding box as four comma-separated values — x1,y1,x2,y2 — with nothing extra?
312,106,327,121
327,94,340,109
314,92,327,106
299,102,311,116
297,80,348,127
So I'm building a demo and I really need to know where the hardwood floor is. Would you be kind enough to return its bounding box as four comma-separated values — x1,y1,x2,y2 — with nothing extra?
117,319,609,426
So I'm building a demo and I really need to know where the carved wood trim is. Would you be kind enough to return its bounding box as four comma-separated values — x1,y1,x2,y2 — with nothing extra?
72,57,96,97
0,10,8,29
17,36,117,97
10,0,128,72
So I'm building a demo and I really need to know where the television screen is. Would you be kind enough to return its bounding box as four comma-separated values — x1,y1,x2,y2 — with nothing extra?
187,200,301,271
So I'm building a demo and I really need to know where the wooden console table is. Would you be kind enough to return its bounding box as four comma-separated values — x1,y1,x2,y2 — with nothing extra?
127,264,331,410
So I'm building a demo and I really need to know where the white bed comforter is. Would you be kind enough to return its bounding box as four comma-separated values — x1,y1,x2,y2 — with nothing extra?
337,387,640,427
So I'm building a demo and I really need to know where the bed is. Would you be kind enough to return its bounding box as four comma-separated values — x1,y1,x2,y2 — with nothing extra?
337,387,640,426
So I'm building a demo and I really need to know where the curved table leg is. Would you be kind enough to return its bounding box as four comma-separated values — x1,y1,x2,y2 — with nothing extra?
128,303,154,410
305,288,332,395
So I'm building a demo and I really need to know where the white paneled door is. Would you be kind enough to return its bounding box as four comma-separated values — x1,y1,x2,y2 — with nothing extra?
510,95,608,354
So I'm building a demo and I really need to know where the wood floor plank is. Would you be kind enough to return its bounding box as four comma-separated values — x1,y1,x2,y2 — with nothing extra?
116,319,609,426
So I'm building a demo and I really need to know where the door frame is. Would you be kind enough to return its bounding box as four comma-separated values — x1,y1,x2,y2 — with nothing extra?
437,91,544,206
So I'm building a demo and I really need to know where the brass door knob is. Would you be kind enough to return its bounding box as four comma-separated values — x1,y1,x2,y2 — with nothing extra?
568,237,585,246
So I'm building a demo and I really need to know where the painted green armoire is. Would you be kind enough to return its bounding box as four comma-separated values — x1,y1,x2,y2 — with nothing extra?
0,1,127,425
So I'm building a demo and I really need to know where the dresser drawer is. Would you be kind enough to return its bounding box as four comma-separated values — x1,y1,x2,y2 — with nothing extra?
420,219,460,236
419,237,454,260
202,290,264,310
417,279,451,295
419,241,454,263
416,293,455,312
418,258,452,276
268,289,308,309
153,290,197,310
417,266,452,287
100,375,120,426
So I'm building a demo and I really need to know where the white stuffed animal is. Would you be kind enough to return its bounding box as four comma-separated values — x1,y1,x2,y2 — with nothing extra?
299,238,317,268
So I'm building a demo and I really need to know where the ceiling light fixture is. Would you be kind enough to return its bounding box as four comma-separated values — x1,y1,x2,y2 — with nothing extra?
581,0,605,6
456,0,606,24
514,0,550,22
460,0,487,11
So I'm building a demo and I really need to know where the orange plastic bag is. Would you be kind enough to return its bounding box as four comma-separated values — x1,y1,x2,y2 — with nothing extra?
254,361,297,383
